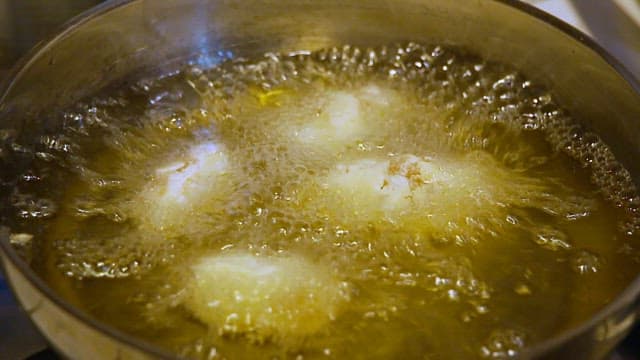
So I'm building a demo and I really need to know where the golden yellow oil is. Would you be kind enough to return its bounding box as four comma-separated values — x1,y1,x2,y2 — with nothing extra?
6,43,640,359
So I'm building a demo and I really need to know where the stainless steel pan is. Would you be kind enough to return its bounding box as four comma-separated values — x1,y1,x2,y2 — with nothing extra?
1,1,639,358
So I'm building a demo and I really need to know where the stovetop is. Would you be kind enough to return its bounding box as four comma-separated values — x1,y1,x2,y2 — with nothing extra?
0,1,639,359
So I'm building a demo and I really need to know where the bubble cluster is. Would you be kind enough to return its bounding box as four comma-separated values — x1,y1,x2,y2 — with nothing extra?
53,237,179,279
479,329,526,358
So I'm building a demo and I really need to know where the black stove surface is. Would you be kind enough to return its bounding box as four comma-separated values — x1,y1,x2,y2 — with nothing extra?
0,1,638,359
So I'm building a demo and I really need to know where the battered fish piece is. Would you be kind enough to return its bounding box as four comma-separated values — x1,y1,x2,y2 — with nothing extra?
292,84,403,149
183,253,348,344
311,151,594,243
135,141,233,237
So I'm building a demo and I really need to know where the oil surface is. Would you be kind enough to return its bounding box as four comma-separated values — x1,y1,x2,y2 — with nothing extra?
4,43,640,359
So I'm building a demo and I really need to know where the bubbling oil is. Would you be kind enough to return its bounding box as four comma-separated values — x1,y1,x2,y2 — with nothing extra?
4,43,640,359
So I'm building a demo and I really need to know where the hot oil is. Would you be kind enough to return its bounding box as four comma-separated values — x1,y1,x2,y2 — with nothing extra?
5,43,640,359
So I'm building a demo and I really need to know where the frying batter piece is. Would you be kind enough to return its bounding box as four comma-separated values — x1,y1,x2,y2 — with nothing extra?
311,151,594,243
134,141,234,239
183,252,349,344
291,84,404,150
